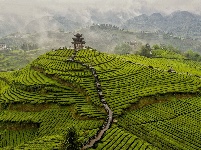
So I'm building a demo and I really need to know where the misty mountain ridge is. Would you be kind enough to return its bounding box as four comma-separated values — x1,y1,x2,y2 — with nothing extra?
24,16,81,33
123,11,201,39
0,9,131,37
1,24,201,54
1,10,201,38
1,10,201,54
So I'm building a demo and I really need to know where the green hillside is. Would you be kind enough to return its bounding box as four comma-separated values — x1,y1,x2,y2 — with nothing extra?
0,49,45,72
0,48,201,149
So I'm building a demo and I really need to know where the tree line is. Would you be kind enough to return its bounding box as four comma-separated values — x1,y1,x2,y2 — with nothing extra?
21,43,39,51
113,42,201,62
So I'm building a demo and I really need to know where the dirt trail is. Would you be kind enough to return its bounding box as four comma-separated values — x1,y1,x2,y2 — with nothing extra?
69,49,113,149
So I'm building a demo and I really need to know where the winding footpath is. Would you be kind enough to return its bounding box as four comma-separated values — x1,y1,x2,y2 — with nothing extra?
69,49,113,149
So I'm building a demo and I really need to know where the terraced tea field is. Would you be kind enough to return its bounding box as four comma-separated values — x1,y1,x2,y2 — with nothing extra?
0,48,201,149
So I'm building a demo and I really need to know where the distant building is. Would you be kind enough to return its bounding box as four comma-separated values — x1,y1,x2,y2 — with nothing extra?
0,43,6,50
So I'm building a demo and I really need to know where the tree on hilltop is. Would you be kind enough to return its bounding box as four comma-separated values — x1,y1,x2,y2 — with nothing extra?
138,43,152,57
114,43,132,55
184,50,201,61
152,44,160,50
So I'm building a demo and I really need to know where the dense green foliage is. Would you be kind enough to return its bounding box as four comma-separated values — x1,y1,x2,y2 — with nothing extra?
88,125,157,150
122,54,201,76
137,44,152,58
118,96,201,150
114,43,132,54
0,48,201,149
137,44,185,59
0,49,45,71
61,127,81,150
184,50,201,61
21,43,39,51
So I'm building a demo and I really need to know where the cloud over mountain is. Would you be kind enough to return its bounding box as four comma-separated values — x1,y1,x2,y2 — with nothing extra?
0,0,200,37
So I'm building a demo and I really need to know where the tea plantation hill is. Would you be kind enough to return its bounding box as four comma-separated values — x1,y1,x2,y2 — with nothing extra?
0,48,201,149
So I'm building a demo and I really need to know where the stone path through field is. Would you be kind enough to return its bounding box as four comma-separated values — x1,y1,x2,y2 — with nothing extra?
69,49,113,150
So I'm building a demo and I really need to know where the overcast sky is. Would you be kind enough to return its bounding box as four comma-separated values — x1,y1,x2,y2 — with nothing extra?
0,0,201,20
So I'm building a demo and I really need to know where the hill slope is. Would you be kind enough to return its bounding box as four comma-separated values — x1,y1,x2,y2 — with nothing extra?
0,48,201,149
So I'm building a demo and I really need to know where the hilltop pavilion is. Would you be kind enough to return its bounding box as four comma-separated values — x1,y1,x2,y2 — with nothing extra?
71,33,86,50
